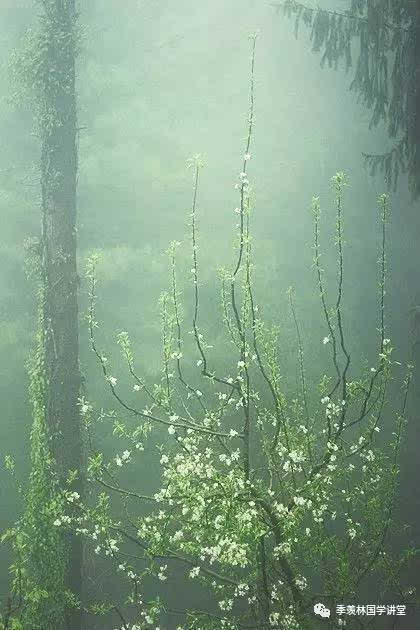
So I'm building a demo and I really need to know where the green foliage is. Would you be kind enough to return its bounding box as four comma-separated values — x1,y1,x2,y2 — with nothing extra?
3,455,16,475
0,618,23,630
3,308,70,629
8,0,79,135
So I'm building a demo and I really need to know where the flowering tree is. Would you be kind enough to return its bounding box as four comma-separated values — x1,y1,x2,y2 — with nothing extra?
6,34,416,630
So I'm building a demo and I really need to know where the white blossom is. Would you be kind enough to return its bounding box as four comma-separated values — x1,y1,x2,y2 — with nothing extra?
66,491,80,503
189,566,200,578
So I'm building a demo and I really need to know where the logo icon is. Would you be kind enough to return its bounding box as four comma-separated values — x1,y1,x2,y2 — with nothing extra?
314,602,331,618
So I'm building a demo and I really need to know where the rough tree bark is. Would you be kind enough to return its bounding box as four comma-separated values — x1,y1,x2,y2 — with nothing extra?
39,1,83,628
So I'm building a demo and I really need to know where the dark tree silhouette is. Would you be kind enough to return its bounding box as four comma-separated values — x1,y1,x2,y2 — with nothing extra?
272,0,420,200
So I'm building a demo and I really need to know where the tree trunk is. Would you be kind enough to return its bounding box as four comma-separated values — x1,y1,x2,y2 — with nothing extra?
40,1,83,628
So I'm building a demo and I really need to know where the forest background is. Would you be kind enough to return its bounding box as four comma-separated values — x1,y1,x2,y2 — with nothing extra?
0,0,419,618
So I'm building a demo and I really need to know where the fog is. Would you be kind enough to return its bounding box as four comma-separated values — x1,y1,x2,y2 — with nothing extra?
0,1,419,628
